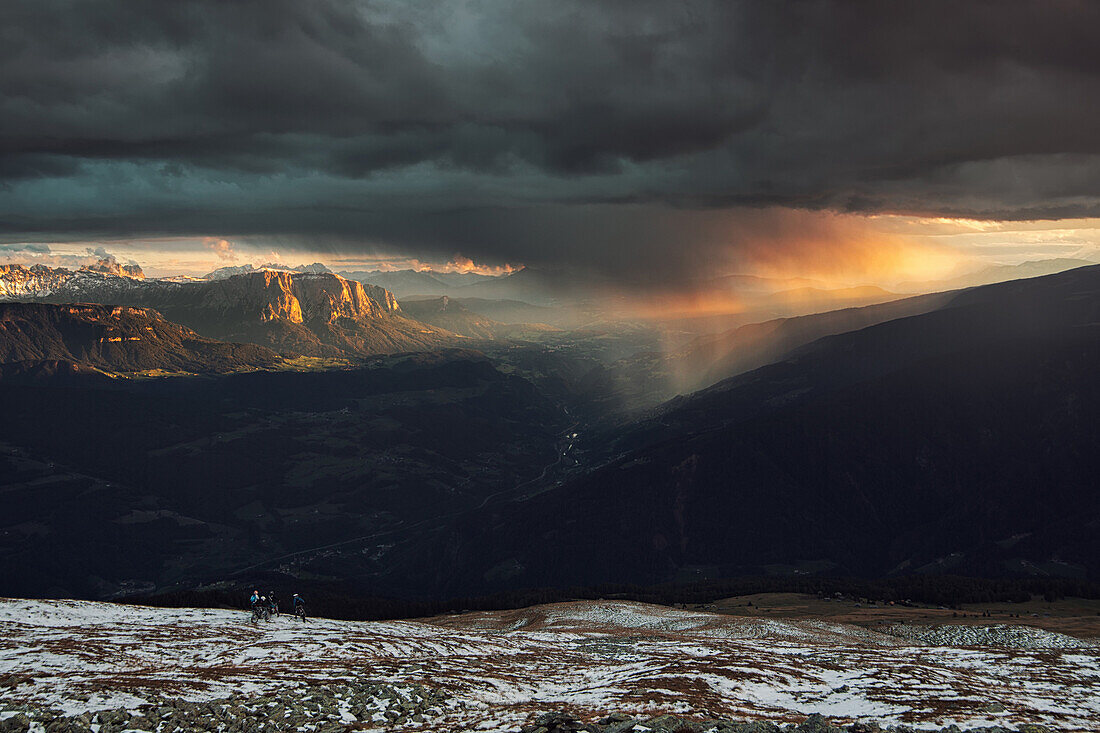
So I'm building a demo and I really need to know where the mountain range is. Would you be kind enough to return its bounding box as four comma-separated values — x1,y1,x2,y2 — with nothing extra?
2,263,459,359
204,262,333,279
1,263,1099,601
895,257,1095,293
22,269,454,358
0,260,145,300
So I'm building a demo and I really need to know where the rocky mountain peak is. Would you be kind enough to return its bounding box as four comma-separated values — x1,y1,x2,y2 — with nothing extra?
291,272,390,322
206,262,333,279
1,261,146,300
0,264,69,299
198,270,401,325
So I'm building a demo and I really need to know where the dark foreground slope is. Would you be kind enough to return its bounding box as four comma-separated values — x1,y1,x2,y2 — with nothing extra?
0,351,569,599
0,302,278,374
399,266,1100,593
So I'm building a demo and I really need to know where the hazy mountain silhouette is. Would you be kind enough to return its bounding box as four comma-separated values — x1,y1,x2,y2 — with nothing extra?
401,296,559,340
671,290,957,393
400,296,508,339
896,257,1095,294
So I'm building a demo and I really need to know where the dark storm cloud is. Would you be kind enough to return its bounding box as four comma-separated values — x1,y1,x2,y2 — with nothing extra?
1,0,1098,273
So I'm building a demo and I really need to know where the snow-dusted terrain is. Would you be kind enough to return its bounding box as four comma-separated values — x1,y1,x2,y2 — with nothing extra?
1,598,1097,732
0,263,147,301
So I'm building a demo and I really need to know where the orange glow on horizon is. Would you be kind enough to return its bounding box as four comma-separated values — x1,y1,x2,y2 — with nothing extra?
726,210,966,289
4,211,1095,285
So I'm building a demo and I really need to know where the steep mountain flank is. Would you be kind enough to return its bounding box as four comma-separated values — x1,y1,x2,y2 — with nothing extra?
0,359,111,385
673,290,957,392
0,302,279,373
397,266,1100,592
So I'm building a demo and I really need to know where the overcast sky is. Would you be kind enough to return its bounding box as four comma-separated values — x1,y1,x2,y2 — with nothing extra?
2,1,1098,279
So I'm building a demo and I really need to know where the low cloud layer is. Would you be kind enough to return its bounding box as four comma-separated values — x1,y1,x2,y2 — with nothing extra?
1,1,1097,279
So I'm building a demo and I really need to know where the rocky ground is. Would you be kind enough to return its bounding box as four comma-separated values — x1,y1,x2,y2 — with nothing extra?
0,707,1065,733
1,599,1097,732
